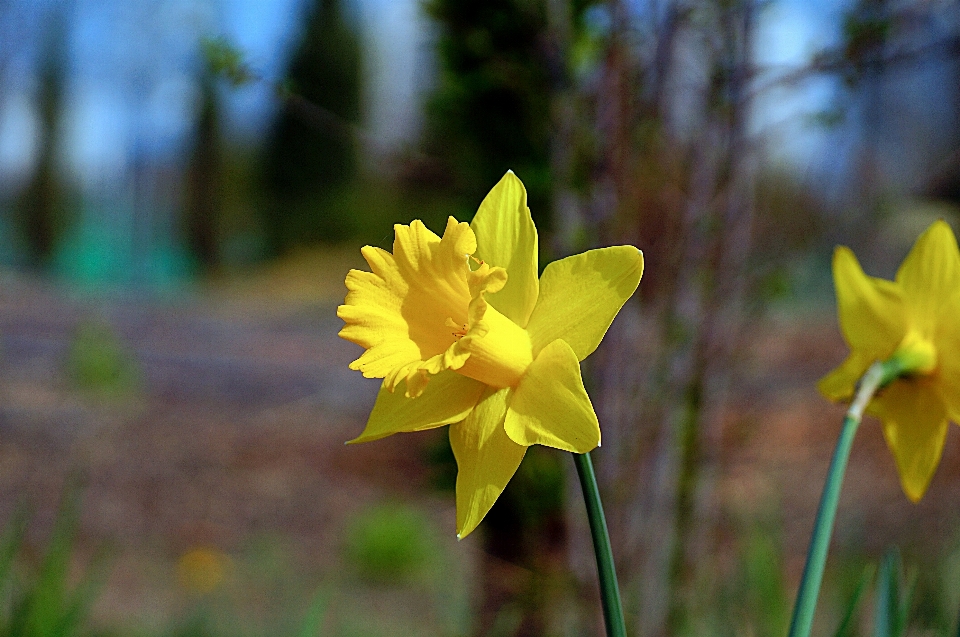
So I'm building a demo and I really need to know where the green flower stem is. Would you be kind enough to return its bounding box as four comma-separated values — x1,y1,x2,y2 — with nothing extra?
574,452,627,637
788,360,902,637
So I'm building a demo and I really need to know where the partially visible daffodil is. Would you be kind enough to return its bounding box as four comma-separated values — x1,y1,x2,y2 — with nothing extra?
338,171,643,538
819,220,960,502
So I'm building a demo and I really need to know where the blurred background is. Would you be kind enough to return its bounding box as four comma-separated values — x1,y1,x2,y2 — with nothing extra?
0,0,959,635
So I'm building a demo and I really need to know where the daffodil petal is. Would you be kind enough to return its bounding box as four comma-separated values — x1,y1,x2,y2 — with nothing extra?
870,378,948,502
348,371,484,444
503,339,600,453
833,246,906,361
817,352,873,403
935,295,960,422
470,171,539,327
895,220,960,335
449,386,526,539
525,246,643,360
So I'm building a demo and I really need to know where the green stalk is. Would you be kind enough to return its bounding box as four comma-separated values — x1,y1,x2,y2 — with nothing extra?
574,452,627,637
788,360,901,637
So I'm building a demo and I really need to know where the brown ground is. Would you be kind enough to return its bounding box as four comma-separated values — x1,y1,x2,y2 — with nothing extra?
1,252,959,635
0,257,474,636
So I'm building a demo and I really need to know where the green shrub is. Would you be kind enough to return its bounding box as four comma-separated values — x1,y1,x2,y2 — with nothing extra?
343,503,437,585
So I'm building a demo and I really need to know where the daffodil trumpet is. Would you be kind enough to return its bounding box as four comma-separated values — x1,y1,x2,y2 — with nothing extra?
338,171,641,637
790,220,960,637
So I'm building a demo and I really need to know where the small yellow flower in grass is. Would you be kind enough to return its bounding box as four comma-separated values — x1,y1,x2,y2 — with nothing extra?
338,171,644,538
819,220,960,502
177,547,230,594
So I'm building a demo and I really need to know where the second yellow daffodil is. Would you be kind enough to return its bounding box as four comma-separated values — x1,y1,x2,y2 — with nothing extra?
819,220,960,501
339,171,644,538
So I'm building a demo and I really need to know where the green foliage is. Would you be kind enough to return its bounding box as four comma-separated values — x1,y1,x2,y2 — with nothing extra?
739,530,789,637
872,548,914,637
292,179,468,248
833,564,875,637
65,321,140,398
200,37,254,88
343,503,437,584
828,548,923,637
842,8,892,73
0,490,109,637
294,588,330,637
510,447,565,525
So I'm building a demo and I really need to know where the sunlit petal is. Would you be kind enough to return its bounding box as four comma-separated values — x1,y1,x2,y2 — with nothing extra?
504,339,600,453
348,371,484,444
470,171,539,327
525,246,643,361
449,387,526,539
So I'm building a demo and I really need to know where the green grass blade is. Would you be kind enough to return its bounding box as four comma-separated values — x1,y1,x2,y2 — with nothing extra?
52,546,113,637
296,587,331,637
26,488,81,637
833,564,875,637
0,505,31,604
874,548,907,637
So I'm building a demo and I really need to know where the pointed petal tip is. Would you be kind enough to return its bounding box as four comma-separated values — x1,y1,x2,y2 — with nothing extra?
902,475,927,502
456,524,478,539
832,244,854,258
345,430,376,444
922,218,959,250
495,169,525,192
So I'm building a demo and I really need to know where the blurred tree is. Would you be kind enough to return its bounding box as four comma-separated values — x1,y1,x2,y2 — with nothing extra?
423,0,556,230
260,0,361,253
15,5,68,268
185,75,223,271
583,0,960,635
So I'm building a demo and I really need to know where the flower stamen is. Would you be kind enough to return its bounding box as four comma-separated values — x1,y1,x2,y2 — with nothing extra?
445,317,468,339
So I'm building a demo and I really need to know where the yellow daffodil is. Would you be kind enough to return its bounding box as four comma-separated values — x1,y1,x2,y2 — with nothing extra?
338,171,643,538
819,220,960,502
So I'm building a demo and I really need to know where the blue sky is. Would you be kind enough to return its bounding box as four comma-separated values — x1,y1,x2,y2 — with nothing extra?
0,0,306,190
0,0,441,190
